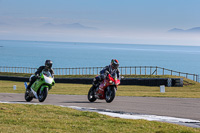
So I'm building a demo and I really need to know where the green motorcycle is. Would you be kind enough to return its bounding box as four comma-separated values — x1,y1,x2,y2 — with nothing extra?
24,70,55,102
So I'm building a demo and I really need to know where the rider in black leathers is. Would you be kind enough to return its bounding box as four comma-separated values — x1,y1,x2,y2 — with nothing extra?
26,60,54,91
92,59,120,89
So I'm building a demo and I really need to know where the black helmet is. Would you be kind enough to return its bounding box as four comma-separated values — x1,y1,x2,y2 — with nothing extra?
45,60,53,69
111,59,119,69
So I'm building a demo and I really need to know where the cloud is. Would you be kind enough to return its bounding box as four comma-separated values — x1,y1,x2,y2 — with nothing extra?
0,16,200,46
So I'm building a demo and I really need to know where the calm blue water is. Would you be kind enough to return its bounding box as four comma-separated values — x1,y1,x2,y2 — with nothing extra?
0,40,200,74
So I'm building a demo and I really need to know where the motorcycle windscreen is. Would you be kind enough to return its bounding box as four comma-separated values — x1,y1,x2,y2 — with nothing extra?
42,70,54,84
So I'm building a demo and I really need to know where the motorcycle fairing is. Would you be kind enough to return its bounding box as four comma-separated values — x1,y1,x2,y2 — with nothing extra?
40,85,49,92
30,88,38,99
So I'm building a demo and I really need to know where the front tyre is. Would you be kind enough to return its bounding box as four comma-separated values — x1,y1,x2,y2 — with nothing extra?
88,86,96,102
105,86,116,103
38,87,48,102
24,90,33,102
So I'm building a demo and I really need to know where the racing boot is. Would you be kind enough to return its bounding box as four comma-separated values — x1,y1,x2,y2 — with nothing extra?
26,83,31,92
92,78,99,92
26,75,37,92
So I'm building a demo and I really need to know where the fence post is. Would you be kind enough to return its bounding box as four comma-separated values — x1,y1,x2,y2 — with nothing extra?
145,66,146,75
193,74,195,81
150,66,152,75
156,66,157,75
135,66,136,75
163,68,164,75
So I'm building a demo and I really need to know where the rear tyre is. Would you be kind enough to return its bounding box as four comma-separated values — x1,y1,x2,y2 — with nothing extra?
88,86,96,102
105,86,116,103
24,90,33,102
38,87,48,102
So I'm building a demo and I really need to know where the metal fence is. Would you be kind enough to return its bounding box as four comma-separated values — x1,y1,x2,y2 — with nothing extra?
0,66,199,82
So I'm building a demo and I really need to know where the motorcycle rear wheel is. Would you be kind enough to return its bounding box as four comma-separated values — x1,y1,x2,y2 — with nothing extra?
38,87,48,102
24,90,33,102
88,86,96,102
105,86,116,103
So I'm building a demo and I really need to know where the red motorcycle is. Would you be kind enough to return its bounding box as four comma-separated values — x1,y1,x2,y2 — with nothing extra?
88,73,120,103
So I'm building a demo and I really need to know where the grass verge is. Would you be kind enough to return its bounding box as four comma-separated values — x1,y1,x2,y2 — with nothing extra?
0,103,200,133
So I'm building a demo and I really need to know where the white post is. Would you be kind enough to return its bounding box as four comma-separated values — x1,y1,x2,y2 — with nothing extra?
160,85,165,93
13,85,17,90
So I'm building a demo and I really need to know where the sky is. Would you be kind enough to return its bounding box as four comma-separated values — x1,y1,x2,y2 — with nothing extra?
0,0,200,45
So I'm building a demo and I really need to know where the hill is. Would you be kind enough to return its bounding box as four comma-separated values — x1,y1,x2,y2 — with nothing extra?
168,27,200,33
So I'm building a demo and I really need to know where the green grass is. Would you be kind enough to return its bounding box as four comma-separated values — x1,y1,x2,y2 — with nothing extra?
0,78,200,98
0,103,199,133
1,73,200,132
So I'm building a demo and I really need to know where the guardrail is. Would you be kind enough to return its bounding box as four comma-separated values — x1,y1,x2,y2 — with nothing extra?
0,66,199,82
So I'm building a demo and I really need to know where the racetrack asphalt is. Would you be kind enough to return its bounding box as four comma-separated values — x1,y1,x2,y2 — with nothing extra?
0,93,200,128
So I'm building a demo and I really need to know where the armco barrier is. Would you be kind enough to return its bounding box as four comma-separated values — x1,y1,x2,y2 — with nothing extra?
0,76,183,87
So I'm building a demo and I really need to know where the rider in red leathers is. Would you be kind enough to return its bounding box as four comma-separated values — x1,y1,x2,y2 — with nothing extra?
92,59,120,90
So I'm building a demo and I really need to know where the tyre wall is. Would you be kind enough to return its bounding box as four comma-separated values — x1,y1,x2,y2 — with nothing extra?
0,76,183,87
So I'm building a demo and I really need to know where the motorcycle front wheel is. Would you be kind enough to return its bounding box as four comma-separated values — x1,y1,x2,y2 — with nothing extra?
24,90,33,102
105,86,116,103
38,87,48,102
88,86,96,102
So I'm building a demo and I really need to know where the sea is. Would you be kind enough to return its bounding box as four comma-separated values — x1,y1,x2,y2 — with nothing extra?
0,40,200,75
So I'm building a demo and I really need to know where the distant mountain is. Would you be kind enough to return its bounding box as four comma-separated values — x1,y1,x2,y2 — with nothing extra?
186,27,200,33
168,27,200,33
168,28,184,32
41,23,98,30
